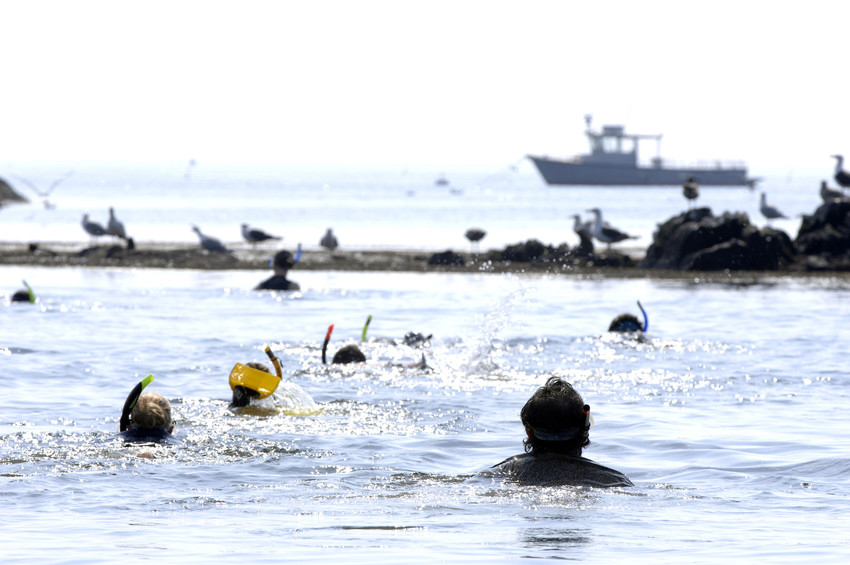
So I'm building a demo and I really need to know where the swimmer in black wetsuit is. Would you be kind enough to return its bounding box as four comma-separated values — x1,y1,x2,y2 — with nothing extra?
493,377,632,487
119,376,174,441
255,250,300,291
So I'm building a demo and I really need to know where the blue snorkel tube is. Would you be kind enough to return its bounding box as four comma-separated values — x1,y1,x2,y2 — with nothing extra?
637,300,648,332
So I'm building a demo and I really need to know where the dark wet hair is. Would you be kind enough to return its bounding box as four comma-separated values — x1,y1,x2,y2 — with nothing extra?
608,314,642,332
273,251,295,271
521,377,590,455
332,344,366,364
11,290,30,302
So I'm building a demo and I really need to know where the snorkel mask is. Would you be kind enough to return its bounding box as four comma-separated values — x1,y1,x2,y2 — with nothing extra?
119,374,154,432
228,346,283,399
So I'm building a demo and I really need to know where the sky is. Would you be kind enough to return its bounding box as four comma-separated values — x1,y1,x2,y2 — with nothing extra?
2,1,848,179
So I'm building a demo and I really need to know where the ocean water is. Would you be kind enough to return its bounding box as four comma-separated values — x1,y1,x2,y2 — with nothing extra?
2,165,849,563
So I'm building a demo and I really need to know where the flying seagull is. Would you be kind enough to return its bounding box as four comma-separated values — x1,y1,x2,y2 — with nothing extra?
12,170,73,209
586,208,639,248
241,223,281,245
192,225,230,253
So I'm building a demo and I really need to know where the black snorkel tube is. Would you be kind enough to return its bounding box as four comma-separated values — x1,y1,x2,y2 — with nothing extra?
637,300,649,332
119,374,154,432
321,324,334,364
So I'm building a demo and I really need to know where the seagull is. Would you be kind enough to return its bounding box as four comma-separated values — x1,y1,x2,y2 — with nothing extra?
759,192,788,224
820,180,845,203
241,223,281,245
320,228,338,251
570,214,595,255
81,214,107,240
682,176,699,208
831,155,850,190
12,170,72,209
192,225,230,253
107,207,127,239
586,208,638,248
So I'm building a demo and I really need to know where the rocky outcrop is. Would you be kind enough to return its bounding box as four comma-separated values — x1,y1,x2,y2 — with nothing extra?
639,207,796,271
794,198,850,270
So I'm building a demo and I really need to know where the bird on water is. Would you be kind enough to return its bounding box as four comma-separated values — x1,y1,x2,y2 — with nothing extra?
682,176,699,208
586,208,638,248
831,155,850,191
192,225,230,253
241,223,281,245
759,192,787,224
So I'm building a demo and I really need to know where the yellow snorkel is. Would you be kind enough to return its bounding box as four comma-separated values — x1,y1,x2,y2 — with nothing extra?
119,374,154,432
23,280,35,303
228,345,283,399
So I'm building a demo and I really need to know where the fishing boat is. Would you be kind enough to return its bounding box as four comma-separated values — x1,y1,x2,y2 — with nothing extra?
528,115,755,187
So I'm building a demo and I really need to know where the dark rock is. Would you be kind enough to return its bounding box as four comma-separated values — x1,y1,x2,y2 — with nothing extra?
795,199,850,258
641,207,794,271
501,239,546,262
428,250,465,266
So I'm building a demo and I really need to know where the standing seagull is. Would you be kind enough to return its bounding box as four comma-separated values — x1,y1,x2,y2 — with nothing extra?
241,223,281,245
586,208,639,248
12,170,73,209
81,213,107,241
570,214,594,256
759,192,788,224
831,155,850,191
107,207,127,240
320,228,339,251
820,180,845,203
682,176,699,209
192,225,230,253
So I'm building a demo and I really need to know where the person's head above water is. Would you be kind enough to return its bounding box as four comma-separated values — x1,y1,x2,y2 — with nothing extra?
230,362,271,407
332,344,366,364
521,377,591,457
271,250,295,274
130,392,174,434
608,300,648,333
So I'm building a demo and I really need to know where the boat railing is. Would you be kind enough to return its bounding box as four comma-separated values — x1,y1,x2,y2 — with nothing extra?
643,158,747,171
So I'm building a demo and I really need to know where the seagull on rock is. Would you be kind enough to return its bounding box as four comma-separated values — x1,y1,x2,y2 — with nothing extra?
192,225,230,253
320,228,338,251
107,207,127,240
831,155,850,191
820,180,845,203
682,176,699,208
81,213,107,239
241,223,281,245
586,208,638,248
759,192,788,224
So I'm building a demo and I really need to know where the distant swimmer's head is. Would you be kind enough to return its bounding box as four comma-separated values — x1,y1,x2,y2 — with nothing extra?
608,314,643,332
130,392,174,434
11,290,31,303
332,344,366,364
521,377,590,456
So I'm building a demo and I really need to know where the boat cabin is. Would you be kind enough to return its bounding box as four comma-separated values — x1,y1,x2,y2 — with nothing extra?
581,115,663,168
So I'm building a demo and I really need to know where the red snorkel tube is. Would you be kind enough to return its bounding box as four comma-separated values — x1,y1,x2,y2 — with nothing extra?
321,324,334,364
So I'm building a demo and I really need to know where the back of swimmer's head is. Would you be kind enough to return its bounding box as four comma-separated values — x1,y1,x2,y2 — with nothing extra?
131,392,173,431
272,250,295,271
521,377,590,452
332,344,366,364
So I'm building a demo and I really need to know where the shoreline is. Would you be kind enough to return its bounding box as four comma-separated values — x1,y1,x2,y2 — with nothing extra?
2,241,849,285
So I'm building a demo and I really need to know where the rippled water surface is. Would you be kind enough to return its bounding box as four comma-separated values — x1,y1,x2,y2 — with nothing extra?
3,264,849,563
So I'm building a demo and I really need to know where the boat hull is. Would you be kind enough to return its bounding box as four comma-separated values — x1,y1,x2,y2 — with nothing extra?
528,155,751,187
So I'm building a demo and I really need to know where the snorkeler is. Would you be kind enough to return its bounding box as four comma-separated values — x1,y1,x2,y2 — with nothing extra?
228,345,318,412
119,375,174,440
10,280,35,303
493,377,632,487
608,300,649,333
322,323,427,368
255,248,301,291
